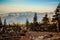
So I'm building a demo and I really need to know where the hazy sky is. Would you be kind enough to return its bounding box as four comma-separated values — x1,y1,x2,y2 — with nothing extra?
0,0,60,13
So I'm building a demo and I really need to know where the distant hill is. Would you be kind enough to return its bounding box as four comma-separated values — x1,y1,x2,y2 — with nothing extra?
0,12,54,24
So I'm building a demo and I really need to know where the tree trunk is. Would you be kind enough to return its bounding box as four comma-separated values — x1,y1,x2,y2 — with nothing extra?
56,21,59,32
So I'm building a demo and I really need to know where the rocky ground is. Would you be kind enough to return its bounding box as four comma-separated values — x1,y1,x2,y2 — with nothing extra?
0,31,60,40
25,31,60,40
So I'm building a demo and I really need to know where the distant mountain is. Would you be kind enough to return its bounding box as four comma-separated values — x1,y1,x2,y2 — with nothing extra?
0,12,55,24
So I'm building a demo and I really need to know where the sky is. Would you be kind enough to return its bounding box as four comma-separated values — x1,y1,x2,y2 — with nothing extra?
0,0,60,13
0,0,60,24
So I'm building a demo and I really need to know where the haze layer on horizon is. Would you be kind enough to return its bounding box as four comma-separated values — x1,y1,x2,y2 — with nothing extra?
0,0,60,14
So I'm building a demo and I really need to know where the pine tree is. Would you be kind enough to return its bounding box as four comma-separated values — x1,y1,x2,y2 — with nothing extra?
33,13,37,23
42,13,49,31
26,18,29,27
42,13,49,24
52,3,60,32
4,18,6,26
0,17,2,25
